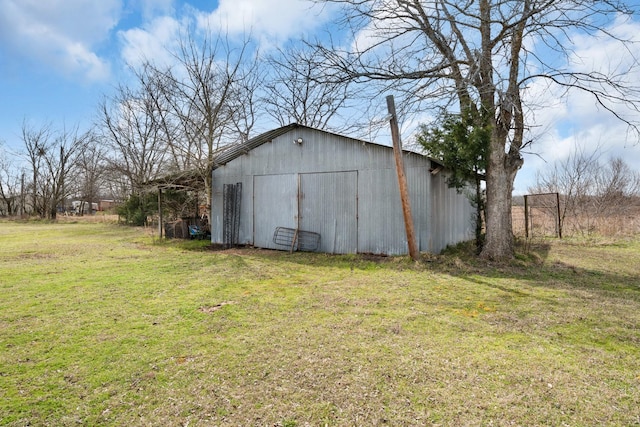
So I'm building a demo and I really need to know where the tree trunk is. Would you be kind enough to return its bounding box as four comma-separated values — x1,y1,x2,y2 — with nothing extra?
204,166,213,224
474,174,484,254
481,136,518,260
482,169,514,259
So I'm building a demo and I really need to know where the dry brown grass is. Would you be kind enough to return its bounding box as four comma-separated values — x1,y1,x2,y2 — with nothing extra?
513,205,640,238
55,213,121,223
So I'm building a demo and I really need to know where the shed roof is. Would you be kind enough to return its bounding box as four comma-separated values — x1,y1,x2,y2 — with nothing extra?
143,168,204,191
144,123,447,191
212,123,444,168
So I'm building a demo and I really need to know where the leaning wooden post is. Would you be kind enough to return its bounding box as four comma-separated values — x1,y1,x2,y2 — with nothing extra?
387,95,419,261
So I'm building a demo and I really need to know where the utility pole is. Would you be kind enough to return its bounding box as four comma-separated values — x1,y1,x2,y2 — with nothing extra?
387,95,419,261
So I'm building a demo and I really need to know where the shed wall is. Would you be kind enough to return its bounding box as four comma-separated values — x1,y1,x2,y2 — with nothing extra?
211,126,473,254
253,174,297,249
429,170,475,252
300,171,358,254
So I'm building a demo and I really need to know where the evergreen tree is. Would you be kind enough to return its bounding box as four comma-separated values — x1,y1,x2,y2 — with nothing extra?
417,109,489,252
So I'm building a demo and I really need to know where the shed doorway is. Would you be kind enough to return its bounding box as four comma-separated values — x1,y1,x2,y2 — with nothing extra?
252,171,358,253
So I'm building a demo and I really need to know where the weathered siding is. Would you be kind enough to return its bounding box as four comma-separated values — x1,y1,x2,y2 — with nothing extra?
406,166,432,253
211,125,473,255
253,174,298,249
300,171,358,254
429,170,474,253
358,167,406,254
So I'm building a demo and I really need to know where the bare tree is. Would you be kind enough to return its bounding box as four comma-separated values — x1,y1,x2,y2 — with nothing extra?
592,156,640,217
263,45,356,131
21,121,90,219
22,121,52,217
74,134,107,215
97,83,169,193
101,166,133,207
0,142,22,216
530,143,600,234
311,0,640,258
144,30,261,217
531,147,640,235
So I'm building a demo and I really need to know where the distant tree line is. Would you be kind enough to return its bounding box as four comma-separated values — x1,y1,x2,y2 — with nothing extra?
0,31,355,223
2,0,640,256
529,145,640,236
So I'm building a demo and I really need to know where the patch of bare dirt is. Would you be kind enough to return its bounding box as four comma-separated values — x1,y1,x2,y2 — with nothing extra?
198,301,235,313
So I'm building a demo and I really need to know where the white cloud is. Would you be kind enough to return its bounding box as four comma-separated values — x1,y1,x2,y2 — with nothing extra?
117,0,336,68
0,0,122,81
119,15,182,68
513,15,640,194
136,0,174,21
196,0,333,48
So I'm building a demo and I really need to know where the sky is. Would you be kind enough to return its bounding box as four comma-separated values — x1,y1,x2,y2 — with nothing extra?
1,0,640,195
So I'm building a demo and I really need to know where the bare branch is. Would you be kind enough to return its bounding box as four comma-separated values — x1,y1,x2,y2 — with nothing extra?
309,0,640,258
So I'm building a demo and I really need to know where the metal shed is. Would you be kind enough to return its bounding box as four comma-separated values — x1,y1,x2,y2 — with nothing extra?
210,123,474,255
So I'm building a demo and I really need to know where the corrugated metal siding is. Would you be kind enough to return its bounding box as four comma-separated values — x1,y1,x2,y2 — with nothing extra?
430,172,448,252
358,168,406,255
252,174,298,250
217,127,398,177
212,126,474,254
406,166,431,253
300,171,357,254
211,175,255,245
357,166,431,256
428,170,474,253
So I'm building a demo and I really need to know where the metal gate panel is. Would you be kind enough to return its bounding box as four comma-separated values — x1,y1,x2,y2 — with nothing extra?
223,183,242,247
300,171,358,254
253,174,297,249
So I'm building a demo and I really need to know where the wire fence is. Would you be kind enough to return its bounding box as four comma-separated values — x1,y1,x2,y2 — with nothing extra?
513,203,640,238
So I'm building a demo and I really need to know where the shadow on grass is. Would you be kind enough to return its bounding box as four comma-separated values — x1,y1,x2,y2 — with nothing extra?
156,234,639,302
436,238,640,302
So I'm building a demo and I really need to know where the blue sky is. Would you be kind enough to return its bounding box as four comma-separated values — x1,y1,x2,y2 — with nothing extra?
1,0,640,194
0,0,329,146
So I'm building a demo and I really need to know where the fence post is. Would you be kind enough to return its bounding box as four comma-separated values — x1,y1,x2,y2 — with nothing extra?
524,195,529,238
556,192,562,239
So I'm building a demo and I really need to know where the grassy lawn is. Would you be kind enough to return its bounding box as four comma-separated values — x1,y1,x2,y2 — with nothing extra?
0,220,639,426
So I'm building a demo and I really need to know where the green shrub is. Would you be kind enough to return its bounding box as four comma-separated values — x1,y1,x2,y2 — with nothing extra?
116,192,157,226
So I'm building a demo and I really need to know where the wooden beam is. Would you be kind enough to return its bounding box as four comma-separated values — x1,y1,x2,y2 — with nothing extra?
387,95,419,261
